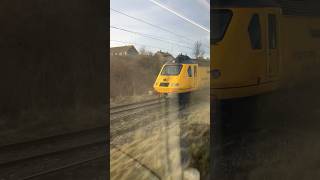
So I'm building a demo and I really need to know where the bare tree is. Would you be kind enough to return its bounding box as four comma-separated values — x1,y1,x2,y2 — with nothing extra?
139,46,153,56
139,46,147,55
193,41,205,59
146,51,153,56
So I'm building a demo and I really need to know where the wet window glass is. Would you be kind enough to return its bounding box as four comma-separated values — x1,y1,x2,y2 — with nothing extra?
211,9,233,43
188,66,192,77
248,14,262,49
268,14,277,49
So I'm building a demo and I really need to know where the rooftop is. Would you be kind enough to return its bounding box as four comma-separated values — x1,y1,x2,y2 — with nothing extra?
110,45,137,53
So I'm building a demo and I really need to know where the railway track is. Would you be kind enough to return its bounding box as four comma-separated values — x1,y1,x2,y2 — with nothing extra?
0,97,171,179
110,96,188,141
0,126,107,179
110,101,184,142
110,97,165,113
22,155,107,180
110,97,167,121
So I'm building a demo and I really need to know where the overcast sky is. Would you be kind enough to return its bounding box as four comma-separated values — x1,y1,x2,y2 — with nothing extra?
110,0,210,58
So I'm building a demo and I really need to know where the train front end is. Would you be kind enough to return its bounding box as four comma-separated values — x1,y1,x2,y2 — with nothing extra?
153,62,185,94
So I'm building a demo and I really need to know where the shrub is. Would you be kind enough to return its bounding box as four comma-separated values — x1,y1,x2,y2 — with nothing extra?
110,55,164,98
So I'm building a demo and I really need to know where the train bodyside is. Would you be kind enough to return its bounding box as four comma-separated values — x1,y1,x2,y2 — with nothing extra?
211,5,320,99
280,15,320,87
197,63,210,90
153,62,209,94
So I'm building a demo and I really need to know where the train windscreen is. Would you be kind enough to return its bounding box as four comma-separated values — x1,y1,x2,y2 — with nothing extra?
211,9,233,43
161,65,182,76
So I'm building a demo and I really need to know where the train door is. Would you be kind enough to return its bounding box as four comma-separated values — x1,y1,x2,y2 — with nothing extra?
187,65,194,89
194,65,198,89
266,10,280,78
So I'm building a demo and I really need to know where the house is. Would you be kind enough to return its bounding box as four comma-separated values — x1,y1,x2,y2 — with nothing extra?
110,45,139,56
154,50,174,62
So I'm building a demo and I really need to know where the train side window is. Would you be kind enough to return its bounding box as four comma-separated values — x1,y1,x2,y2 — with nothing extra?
194,66,197,77
188,66,192,77
268,14,277,49
248,14,262,50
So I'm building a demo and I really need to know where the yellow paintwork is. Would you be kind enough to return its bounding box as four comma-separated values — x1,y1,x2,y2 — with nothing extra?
153,63,209,94
211,7,320,99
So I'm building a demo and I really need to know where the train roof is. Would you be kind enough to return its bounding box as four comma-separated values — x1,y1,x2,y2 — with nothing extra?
165,59,210,66
171,54,196,64
166,59,196,65
164,55,210,66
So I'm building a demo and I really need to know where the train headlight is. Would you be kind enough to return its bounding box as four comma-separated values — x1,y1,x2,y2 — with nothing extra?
171,83,179,87
211,69,221,79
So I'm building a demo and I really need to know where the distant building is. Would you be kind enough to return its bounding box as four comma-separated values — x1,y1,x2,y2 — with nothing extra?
110,45,139,56
154,50,174,62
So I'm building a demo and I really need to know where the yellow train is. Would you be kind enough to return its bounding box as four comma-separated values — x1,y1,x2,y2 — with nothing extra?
153,55,209,95
211,1,320,99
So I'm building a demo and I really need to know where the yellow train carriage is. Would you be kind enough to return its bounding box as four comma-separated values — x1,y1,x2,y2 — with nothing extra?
153,55,209,94
197,60,210,90
211,1,320,99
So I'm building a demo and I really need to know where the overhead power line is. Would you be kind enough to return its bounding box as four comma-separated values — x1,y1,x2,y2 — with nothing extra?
111,8,195,44
111,8,209,49
110,25,193,50
148,0,210,33
110,25,202,50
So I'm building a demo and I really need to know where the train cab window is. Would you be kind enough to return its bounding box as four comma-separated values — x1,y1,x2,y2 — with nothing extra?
248,14,262,49
187,66,192,77
161,65,182,76
268,14,277,49
211,9,233,43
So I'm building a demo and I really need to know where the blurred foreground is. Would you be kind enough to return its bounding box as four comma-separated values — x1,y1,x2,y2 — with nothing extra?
111,92,210,180
211,85,320,180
